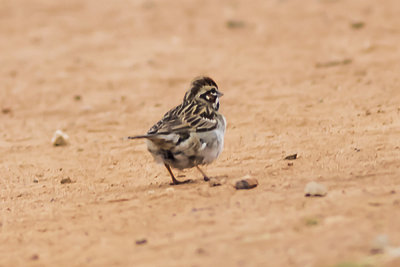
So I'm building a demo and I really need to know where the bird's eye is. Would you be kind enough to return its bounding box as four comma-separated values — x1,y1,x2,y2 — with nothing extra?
210,88,217,94
200,89,218,104
206,92,216,102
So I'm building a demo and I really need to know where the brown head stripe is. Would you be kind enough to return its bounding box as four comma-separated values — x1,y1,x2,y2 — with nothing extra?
184,77,218,102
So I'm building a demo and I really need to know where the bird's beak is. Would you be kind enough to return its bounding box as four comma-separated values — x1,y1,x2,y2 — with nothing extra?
217,91,224,97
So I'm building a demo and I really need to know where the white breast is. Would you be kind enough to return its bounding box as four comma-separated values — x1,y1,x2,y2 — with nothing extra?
197,115,226,164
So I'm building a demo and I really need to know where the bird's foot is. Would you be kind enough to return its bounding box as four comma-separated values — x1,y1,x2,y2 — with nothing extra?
170,179,193,185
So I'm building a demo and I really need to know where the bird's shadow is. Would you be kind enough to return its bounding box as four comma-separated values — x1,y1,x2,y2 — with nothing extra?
137,174,229,191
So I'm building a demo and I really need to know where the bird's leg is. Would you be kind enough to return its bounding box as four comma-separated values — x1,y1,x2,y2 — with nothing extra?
164,164,192,185
196,166,210,181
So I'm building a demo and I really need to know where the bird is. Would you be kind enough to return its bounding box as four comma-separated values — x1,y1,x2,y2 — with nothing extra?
128,76,226,185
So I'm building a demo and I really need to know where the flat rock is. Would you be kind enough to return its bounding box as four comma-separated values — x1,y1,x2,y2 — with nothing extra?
235,178,258,190
60,177,72,184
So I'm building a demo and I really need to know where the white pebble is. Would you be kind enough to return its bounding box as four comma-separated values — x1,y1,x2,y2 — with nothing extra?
165,188,175,193
304,181,327,197
371,234,389,254
51,130,69,146
241,174,252,179
388,246,400,259
80,105,93,113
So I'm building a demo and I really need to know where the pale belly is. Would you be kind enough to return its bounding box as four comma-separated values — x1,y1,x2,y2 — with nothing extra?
195,129,225,164
146,115,226,170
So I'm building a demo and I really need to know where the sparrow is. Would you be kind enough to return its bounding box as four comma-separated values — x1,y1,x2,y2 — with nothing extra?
128,76,226,185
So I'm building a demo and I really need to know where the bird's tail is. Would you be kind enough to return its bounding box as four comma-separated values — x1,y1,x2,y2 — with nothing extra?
126,133,177,149
126,135,150,140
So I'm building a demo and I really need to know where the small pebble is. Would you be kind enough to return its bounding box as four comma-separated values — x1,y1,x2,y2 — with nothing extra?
315,59,352,68
209,178,222,187
30,254,39,261
370,234,389,254
136,238,147,245
284,154,297,160
226,20,245,29
33,178,39,183
60,177,72,184
304,217,319,226
51,130,69,146
235,178,258,190
387,246,400,259
81,105,93,113
165,187,175,193
196,248,206,254
1,107,11,114
351,21,365,29
304,181,327,197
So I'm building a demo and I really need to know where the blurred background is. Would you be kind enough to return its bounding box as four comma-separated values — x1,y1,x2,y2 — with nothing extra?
1,0,400,266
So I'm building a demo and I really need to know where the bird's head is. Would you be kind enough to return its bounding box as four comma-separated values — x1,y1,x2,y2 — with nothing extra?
183,76,223,110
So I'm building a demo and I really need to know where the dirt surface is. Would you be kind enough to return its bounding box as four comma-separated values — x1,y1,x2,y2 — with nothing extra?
1,0,400,266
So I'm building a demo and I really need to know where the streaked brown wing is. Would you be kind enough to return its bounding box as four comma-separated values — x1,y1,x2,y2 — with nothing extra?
147,102,217,135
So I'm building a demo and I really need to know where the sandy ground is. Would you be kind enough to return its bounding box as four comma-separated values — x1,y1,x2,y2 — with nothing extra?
1,0,400,266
